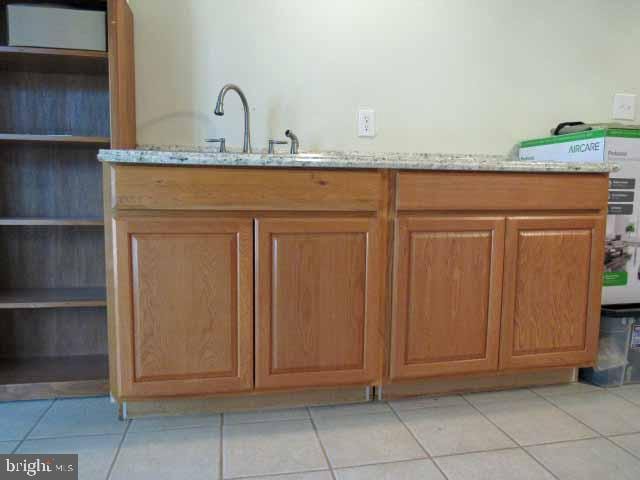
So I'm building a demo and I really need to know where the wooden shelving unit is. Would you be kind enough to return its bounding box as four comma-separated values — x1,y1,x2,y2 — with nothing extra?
0,217,104,226
0,0,136,400
0,45,108,74
0,356,109,401
0,287,107,309
0,133,111,145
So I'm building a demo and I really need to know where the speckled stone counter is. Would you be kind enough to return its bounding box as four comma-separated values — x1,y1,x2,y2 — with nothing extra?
98,146,617,173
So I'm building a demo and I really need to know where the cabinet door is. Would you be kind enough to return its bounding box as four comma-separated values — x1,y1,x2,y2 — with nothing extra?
113,217,253,397
500,216,605,370
390,216,505,380
255,217,382,389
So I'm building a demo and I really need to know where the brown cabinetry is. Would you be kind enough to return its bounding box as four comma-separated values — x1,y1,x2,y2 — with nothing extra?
106,166,387,399
112,217,253,397
255,217,382,389
390,216,504,380
105,167,609,400
390,213,605,380
500,216,604,370
389,172,607,380
0,0,136,401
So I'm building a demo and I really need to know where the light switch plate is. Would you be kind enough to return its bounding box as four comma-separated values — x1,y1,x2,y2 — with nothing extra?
613,93,636,121
358,109,376,137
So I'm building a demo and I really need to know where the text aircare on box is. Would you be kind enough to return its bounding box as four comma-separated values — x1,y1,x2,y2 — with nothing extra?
519,128,640,164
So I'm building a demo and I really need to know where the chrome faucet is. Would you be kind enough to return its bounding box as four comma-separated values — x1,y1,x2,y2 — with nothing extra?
285,130,299,154
214,84,252,153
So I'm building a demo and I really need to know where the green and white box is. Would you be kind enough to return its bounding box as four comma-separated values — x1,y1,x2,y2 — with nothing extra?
520,128,640,304
604,154,640,305
519,128,640,164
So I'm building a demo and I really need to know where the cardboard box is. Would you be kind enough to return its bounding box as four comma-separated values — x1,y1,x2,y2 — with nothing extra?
519,128,640,164
7,4,106,51
520,127,640,304
604,157,640,304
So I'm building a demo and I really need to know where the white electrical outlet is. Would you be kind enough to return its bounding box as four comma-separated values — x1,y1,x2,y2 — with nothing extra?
613,93,637,121
358,109,375,137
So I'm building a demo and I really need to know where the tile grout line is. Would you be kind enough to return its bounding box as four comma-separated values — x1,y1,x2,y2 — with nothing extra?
603,435,640,463
12,398,58,454
533,388,640,462
307,407,397,421
539,386,640,411
388,402,452,480
518,388,609,445
225,446,535,479
607,387,640,407
528,387,609,439
391,396,601,453
545,404,640,438
226,469,330,480
105,418,131,480
387,398,469,415
225,416,321,426
219,413,224,480
461,393,562,480
306,406,337,480
21,431,139,442
431,445,521,461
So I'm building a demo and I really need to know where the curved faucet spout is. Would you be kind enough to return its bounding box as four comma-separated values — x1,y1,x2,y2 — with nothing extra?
214,84,252,153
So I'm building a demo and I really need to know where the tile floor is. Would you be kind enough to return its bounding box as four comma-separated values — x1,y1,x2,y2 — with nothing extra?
1,383,640,479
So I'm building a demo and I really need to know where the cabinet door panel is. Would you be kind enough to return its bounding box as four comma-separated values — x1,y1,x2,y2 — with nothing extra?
500,216,604,370
114,217,253,397
390,216,505,380
256,217,382,389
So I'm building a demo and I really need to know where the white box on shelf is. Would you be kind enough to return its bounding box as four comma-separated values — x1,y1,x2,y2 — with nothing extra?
7,4,106,51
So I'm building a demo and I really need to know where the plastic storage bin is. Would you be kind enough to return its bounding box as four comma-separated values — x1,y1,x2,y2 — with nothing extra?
580,305,637,387
626,316,640,384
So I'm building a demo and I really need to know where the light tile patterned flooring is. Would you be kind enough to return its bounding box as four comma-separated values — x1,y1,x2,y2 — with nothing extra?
1,383,640,479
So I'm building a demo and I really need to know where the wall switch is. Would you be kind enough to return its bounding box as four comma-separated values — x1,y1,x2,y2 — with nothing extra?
613,93,636,121
358,109,376,137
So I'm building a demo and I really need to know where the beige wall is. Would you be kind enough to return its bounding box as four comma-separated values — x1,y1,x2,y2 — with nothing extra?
129,0,640,154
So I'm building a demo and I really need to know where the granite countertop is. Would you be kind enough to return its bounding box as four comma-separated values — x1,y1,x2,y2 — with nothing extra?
98,146,617,173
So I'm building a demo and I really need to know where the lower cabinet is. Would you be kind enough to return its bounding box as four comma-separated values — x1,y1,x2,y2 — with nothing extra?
390,214,605,379
113,217,254,397
106,167,609,401
113,214,383,396
499,215,605,370
112,213,605,396
390,216,505,380
255,217,383,389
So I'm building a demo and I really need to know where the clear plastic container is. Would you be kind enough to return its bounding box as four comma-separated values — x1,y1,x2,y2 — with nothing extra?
625,318,640,384
580,306,635,387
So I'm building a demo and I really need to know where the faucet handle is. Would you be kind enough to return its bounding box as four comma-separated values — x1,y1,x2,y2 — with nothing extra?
205,137,226,153
268,139,288,154
285,130,299,154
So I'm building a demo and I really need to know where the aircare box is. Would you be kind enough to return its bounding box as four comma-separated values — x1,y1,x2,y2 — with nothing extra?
519,128,640,164
520,127,640,302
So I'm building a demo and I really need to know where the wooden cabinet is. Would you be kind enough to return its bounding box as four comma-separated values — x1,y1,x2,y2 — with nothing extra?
389,172,608,380
255,217,382,389
389,213,605,378
113,217,253,397
500,216,605,370
105,167,610,401
390,216,505,380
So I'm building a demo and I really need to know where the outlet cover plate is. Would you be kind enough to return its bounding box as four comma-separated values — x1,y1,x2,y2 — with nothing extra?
613,93,637,121
358,109,376,137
